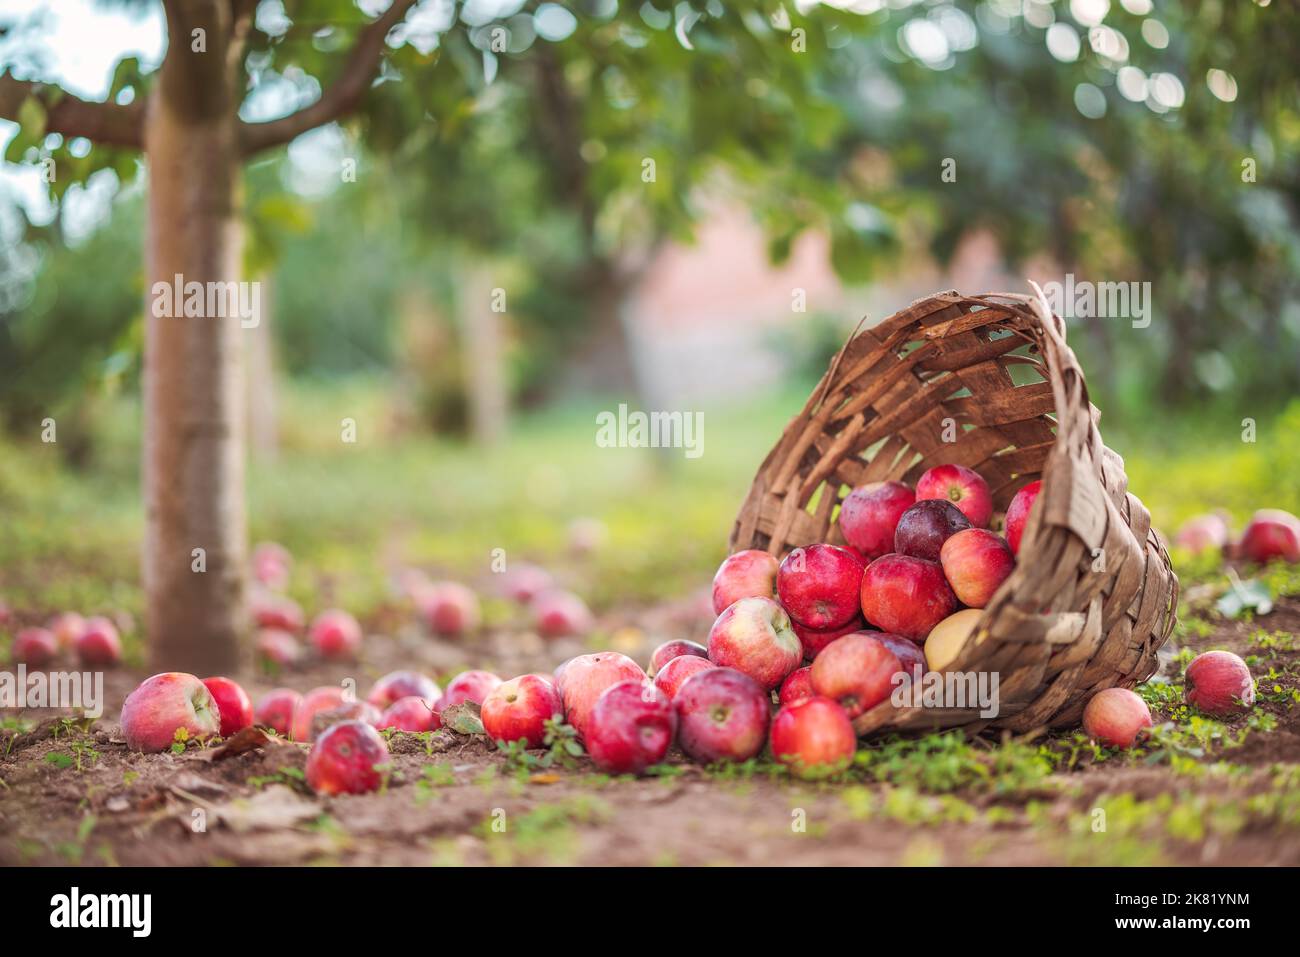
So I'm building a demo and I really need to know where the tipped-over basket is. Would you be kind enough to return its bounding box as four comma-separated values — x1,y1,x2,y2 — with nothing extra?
729,290,1178,736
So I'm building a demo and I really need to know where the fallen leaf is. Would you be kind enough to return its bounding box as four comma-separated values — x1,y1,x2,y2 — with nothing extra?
206,726,278,761
205,785,321,833
529,773,562,785
1216,577,1273,618
440,702,485,736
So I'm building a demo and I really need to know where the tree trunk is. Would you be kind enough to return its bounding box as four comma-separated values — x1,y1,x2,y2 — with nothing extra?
246,271,279,461
459,265,507,446
142,26,246,674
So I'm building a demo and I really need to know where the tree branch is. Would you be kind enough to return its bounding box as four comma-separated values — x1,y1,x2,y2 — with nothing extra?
0,73,144,149
238,0,419,156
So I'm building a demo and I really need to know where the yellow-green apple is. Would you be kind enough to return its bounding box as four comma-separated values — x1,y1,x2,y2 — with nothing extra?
47,611,86,650
652,653,716,700
305,720,389,795
120,672,221,752
290,685,348,741
924,609,985,671
439,669,503,710
481,674,563,747
532,589,594,639
555,652,645,741
916,464,992,528
367,670,441,710
939,528,1015,608
777,544,866,629
1185,650,1256,716
251,592,304,633
201,676,254,737
499,563,554,604
1237,509,1300,564
13,627,58,667
649,639,709,675
256,628,301,667
1174,513,1230,555
707,596,803,691
309,609,362,660
838,481,915,561
778,665,814,706
860,554,959,641
75,616,122,666
1004,479,1042,555
894,500,972,562
308,700,381,741
251,541,292,590
810,632,900,718
254,688,301,737
420,581,481,636
711,549,780,615
770,696,857,779
1082,688,1152,748
791,615,866,661
586,680,677,775
379,695,441,732
674,667,770,763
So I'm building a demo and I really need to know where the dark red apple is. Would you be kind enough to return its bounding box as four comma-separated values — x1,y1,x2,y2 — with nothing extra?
809,632,900,719
707,596,802,691
711,549,780,615
481,674,563,747
1004,479,1042,556
838,481,916,561
201,676,254,737
306,720,390,795
776,544,866,630
860,554,959,641
254,688,301,737
1185,650,1256,716
652,653,716,700
649,639,709,675
674,667,770,763
555,652,646,742
585,680,677,775
915,464,992,528
894,499,972,562
778,665,815,706
770,696,857,779
1237,509,1300,564
939,527,1015,608
791,615,866,661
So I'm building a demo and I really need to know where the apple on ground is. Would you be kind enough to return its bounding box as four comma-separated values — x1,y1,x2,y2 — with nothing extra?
254,688,302,737
251,593,304,633
202,676,254,737
47,612,86,650
290,686,348,741
838,481,916,561
305,720,390,795
481,674,563,747
1082,688,1153,748
652,654,716,700
649,638,709,675
309,609,363,660
770,697,857,779
420,582,482,636
439,669,503,710
707,596,802,691
1185,650,1255,716
860,554,959,641
120,672,222,752
585,680,677,775
674,667,771,763
776,544,866,630
309,700,382,741
252,541,292,590
1174,513,1230,555
894,499,972,562
532,590,594,639
791,615,866,661
915,464,992,528
711,549,780,615
367,670,441,710
1236,509,1300,564
778,665,815,706
499,563,554,604
555,652,645,742
939,528,1015,608
1004,479,1042,556
924,609,986,672
74,616,122,667
380,696,442,733
256,628,302,667
810,633,900,719
13,627,58,667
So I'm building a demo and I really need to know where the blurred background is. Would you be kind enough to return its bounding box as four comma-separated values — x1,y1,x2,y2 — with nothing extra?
0,0,1297,640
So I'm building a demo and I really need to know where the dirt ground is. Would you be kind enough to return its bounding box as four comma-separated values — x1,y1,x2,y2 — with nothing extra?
3,593,1298,867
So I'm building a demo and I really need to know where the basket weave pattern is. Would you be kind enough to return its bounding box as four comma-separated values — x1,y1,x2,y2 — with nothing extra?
730,291,1178,735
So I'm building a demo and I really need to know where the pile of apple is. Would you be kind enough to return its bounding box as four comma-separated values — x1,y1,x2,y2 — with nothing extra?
10,612,124,668
1175,508,1300,564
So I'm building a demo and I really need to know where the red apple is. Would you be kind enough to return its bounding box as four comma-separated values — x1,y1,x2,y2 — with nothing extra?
201,676,254,737
1185,650,1255,716
652,653,716,700
649,639,709,675
499,563,554,604
555,652,645,742
439,669,503,711
1004,479,1042,556
860,554,959,641
1237,509,1300,564
770,696,857,779
707,596,802,691
379,695,442,733
420,582,481,636
838,481,916,561
290,686,348,741
876,633,927,681
306,720,390,795
894,499,972,562
309,609,363,660
1082,687,1153,748
776,544,866,630
586,680,677,775
120,672,222,752
674,667,771,763
1174,513,1230,555
251,592,304,633
711,549,780,615
778,665,815,706
47,611,86,650
256,628,301,667
532,589,594,639
252,541,292,590
254,688,301,737
790,615,866,661
367,670,441,709
916,464,992,528
12,627,58,667
481,674,563,747
809,632,900,719
939,528,1015,608
74,616,122,666
309,700,382,741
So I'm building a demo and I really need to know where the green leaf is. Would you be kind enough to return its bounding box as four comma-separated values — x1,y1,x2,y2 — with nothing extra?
44,752,74,769
440,702,485,735
1216,578,1273,618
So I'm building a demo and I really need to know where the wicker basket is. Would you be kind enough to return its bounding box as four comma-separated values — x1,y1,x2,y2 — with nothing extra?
729,290,1178,736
